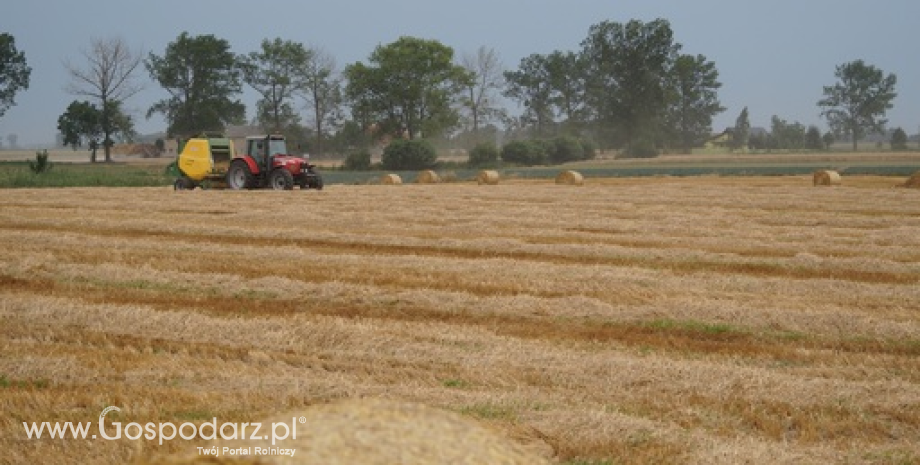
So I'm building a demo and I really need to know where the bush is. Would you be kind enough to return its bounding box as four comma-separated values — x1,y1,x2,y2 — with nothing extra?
468,142,499,168
500,141,528,165
549,136,584,164
501,138,600,166
381,139,437,171
532,139,553,162
501,141,532,165
501,140,546,166
343,149,372,171
28,150,52,174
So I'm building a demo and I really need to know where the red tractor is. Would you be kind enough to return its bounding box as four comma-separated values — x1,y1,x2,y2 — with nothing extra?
226,135,323,190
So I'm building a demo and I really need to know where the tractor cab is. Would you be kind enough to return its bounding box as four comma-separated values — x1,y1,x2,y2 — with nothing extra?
246,135,289,172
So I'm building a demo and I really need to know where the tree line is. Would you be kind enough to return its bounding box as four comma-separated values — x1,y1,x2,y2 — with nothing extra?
0,20,905,164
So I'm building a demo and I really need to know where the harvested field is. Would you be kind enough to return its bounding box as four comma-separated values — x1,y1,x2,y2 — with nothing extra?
1,176,919,464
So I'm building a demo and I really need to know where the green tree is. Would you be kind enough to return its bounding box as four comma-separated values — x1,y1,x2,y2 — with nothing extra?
818,60,897,151
345,37,469,140
890,127,908,151
57,101,134,155
731,107,750,152
65,37,142,162
146,32,245,137
240,38,312,133
666,54,724,154
769,116,806,150
328,120,371,154
582,18,680,151
0,33,31,119
57,100,134,162
822,131,835,150
545,50,589,134
805,125,824,150
749,131,767,151
57,101,99,150
503,54,555,136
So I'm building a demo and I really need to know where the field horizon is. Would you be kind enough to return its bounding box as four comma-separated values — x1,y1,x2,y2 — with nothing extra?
2,147,920,166
2,148,919,189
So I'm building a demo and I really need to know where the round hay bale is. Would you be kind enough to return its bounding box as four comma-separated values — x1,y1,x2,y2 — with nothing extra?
380,174,402,185
813,170,841,186
416,170,441,184
901,171,920,188
146,398,551,465
476,170,500,185
555,170,584,186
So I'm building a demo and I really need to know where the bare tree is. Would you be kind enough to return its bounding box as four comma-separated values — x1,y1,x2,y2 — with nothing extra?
299,47,343,157
65,37,143,162
461,46,505,137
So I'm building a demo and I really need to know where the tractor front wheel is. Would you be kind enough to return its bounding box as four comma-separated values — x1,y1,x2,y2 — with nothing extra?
270,169,294,190
227,161,254,190
300,174,324,190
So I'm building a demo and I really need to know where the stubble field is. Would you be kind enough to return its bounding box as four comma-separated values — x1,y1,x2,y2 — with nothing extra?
1,176,919,464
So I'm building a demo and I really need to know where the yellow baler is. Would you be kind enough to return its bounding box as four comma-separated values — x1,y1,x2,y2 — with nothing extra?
173,135,235,189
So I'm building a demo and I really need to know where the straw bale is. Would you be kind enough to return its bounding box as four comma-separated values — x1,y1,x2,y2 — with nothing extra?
381,174,402,185
813,170,841,186
476,170,500,185
555,170,585,186
416,170,441,184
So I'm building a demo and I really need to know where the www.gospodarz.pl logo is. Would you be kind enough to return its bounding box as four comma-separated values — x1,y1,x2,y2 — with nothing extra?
23,405,304,451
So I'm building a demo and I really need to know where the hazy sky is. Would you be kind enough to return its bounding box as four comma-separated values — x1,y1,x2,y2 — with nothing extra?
2,0,917,146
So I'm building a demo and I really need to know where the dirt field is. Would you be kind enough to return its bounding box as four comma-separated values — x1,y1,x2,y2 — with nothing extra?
1,176,919,464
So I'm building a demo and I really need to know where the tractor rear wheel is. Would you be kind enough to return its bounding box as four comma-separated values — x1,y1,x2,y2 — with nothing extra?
227,161,254,190
270,168,294,190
